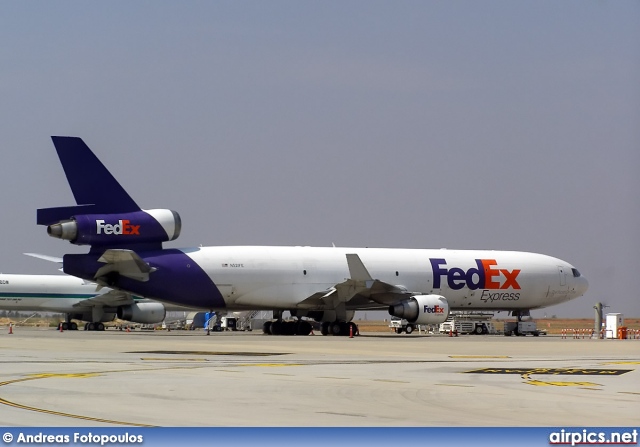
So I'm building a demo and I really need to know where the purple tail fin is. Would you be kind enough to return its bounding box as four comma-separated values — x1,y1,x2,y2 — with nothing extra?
38,137,140,225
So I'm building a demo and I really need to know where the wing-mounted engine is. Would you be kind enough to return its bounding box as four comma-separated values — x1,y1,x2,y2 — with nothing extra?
117,302,166,324
46,209,181,247
388,295,450,324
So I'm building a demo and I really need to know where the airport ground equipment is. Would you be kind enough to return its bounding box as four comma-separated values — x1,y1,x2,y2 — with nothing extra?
503,320,544,336
389,317,416,334
439,312,496,335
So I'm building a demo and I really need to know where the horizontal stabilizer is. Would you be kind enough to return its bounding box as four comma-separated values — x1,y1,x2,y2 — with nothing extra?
24,252,63,263
37,204,101,226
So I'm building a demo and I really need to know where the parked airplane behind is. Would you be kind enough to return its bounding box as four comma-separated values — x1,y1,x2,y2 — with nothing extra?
0,272,171,330
37,137,588,336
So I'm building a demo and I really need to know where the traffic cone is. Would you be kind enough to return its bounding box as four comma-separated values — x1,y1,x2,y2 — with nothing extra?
349,324,353,338
126,326,131,333
449,329,453,337
8,323,13,335
59,322,64,332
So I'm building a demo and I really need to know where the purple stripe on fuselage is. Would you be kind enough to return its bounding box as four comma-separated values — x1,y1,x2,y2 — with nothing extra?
63,249,225,310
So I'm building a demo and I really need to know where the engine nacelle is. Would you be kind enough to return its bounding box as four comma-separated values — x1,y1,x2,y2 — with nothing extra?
388,295,450,324
117,302,166,324
47,209,181,246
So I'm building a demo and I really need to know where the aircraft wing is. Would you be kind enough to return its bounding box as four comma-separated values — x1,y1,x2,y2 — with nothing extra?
72,289,135,309
297,253,412,309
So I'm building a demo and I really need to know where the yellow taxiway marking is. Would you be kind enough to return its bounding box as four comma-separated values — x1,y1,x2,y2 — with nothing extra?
521,373,601,387
618,391,640,396
436,384,474,388
0,376,152,426
602,361,640,365
235,363,302,368
449,355,510,359
0,366,202,426
29,373,102,379
525,380,602,387
140,358,208,362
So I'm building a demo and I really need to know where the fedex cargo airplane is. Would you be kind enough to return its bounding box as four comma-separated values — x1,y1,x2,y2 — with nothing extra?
0,272,170,330
37,137,588,336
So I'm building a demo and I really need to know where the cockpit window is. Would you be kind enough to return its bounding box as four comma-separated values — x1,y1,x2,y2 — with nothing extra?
572,268,581,278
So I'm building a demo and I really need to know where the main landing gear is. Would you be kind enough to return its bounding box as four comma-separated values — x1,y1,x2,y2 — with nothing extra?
320,321,358,336
262,320,313,336
84,322,106,331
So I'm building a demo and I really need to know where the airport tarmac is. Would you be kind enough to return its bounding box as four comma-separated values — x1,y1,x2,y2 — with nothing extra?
0,327,637,427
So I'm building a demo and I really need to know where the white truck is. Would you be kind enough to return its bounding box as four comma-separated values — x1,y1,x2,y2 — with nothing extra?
389,318,416,334
439,312,497,335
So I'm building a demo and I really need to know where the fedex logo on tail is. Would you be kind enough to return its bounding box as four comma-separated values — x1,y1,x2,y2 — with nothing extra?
430,258,521,290
96,219,140,235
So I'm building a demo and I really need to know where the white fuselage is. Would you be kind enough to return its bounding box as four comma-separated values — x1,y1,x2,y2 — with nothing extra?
0,274,98,312
183,246,588,311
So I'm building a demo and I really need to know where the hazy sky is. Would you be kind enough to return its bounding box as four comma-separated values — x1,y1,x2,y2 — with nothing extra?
1,1,638,317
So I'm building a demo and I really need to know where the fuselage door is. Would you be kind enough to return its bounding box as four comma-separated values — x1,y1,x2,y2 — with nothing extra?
558,266,566,287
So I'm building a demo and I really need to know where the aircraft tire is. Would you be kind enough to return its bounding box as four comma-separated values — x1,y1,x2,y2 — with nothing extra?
284,321,296,335
97,323,105,331
263,321,272,335
70,322,78,330
330,322,342,336
395,327,403,334
270,321,283,335
474,326,483,335
405,325,414,334
87,322,96,331
296,321,312,336
321,322,330,336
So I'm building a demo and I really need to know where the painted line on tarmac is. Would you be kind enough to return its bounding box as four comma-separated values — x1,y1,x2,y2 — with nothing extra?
0,376,153,427
436,384,474,387
601,361,640,365
129,350,288,356
465,368,632,375
464,367,634,388
449,355,510,359
0,366,203,426
235,363,303,367
140,358,208,362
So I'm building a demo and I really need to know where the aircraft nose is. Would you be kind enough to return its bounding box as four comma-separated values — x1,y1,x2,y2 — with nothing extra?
577,275,589,297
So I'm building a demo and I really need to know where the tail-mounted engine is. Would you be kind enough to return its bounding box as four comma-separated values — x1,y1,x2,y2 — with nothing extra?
389,294,450,324
46,209,181,247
